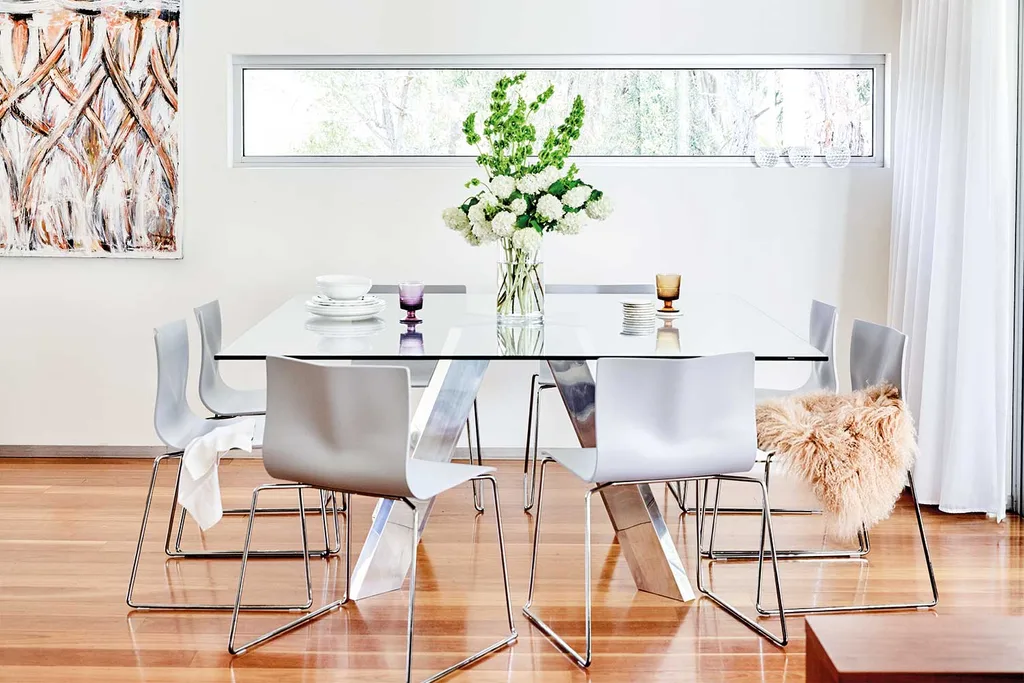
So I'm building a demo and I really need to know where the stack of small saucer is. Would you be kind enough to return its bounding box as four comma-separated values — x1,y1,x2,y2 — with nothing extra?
620,299,656,335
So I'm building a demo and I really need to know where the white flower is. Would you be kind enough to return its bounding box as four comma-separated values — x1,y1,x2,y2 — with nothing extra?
562,185,593,209
491,211,516,237
467,203,487,226
538,165,561,187
536,194,565,222
510,197,527,215
442,207,470,232
584,195,614,220
463,230,482,246
516,174,542,195
471,219,496,243
512,227,543,254
555,211,584,235
479,191,499,208
490,175,516,200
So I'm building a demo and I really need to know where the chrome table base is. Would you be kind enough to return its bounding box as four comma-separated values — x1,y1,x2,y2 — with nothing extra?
349,357,696,604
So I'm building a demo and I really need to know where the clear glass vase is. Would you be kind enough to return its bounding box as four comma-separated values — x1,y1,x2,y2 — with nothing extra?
496,247,544,325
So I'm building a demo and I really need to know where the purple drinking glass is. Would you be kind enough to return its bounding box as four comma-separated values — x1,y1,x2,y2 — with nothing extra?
398,281,425,323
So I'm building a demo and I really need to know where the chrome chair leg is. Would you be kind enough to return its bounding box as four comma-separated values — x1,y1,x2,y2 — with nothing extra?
667,481,685,513
228,483,352,655
753,470,938,616
127,455,314,611
522,374,538,510
699,459,870,561
420,475,518,682
164,456,341,560
468,400,485,513
229,480,514,677
694,477,788,647
680,458,824,516
524,466,787,665
523,376,558,512
522,457,592,667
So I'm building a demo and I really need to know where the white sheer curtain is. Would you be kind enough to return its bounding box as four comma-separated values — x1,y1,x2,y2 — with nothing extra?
890,0,1016,520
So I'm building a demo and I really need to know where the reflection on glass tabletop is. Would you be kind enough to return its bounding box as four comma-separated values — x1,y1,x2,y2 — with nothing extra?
217,293,826,362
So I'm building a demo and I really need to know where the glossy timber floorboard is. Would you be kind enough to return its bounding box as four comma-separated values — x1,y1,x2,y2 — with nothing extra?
0,457,1021,682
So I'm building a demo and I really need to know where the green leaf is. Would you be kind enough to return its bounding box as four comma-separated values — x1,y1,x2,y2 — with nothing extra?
516,214,530,228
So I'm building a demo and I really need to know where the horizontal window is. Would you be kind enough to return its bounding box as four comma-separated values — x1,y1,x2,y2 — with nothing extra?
233,55,885,166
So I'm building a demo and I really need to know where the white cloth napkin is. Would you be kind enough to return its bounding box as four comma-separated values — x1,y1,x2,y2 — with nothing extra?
178,418,256,531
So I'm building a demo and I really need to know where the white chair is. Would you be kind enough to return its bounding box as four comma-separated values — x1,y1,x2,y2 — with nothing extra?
522,283,656,511
756,299,839,400
189,301,346,542
195,300,266,417
523,353,787,667
360,284,486,512
127,321,338,610
713,320,938,615
674,299,840,519
228,359,517,682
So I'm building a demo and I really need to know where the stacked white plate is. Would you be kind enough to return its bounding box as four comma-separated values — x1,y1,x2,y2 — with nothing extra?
621,299,656,336
305,294,386,321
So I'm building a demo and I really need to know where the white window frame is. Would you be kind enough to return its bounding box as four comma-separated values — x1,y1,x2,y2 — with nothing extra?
231,54,887,168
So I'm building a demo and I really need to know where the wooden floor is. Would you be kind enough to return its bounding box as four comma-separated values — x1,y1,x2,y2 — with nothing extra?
0,458,1022,682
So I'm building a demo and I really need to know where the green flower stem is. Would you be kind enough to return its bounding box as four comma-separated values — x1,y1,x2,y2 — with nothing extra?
497,240,543,319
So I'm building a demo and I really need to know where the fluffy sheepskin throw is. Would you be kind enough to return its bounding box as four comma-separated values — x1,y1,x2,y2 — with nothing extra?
756,384,918,541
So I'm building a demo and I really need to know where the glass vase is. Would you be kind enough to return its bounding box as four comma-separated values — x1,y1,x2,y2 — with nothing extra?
496,247,544,325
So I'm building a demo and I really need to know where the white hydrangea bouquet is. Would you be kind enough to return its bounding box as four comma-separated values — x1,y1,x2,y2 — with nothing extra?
442,72,613,323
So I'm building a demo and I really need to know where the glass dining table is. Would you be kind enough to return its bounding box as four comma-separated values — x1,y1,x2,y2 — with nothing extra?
219,292,826,604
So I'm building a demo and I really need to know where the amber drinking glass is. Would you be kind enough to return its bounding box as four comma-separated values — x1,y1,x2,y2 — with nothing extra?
656,274,681,313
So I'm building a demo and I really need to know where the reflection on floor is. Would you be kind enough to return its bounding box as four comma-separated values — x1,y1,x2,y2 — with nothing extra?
0,457,1021,682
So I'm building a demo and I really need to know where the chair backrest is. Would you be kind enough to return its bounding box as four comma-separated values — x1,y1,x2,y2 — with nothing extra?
592,353,757,483
263,357,414,497
153,320,207,450
369,284,467,294
850,319,906,395
547,284,656,295
808,299,839,393
194,300,229,412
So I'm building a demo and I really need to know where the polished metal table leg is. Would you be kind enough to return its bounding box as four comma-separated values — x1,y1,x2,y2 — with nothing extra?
349,357,490,600
546,360,696,602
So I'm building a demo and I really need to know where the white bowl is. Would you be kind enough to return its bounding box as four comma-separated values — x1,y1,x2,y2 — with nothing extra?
316,274,372,301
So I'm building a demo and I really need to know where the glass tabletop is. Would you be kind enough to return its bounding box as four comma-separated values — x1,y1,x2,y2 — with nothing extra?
217,293,826,362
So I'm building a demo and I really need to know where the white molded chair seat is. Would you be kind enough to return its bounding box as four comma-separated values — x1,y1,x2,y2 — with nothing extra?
195,300,266,417
525,353,788,667
406,459,491,500
262,360,490,497
228,358,517,675
553,446,772,485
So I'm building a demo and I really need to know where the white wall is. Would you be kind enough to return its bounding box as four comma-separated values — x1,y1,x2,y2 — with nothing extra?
0,0,901,448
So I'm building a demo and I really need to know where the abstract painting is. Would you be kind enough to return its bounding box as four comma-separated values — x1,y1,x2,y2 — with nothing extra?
0,0,179,258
